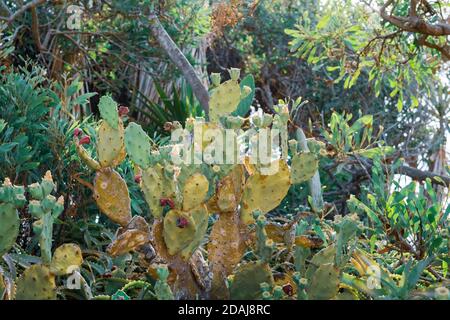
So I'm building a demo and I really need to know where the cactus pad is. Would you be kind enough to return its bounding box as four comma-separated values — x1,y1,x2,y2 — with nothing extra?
108,229,149,257
124,122,152,169
163,210,196,256
229,261,274,300
141,164,176,218
307,263,340,300
98,95,119,129
93,169,132,226
240,160,291,224
182,173,209,211
50,244,83,276
210,79,242,123
208,211,248,299
0,203,20,257
291,152,319,184
163,205,208,260
97,119,126,168
15,265,56,300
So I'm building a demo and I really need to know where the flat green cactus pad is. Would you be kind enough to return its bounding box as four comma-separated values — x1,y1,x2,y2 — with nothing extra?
163,210,196,256
229,261,274,300
182,173,209,211
0,203,20,257
50,244,84,276
308,263,340,300
93,169,132,226
97,118,126,168
210,79,241,123
141,164,176,218
124,122,152,169
15,265,56,300
98,95,119,129
180,205,208,260
291,152,319,184
241,160,291,224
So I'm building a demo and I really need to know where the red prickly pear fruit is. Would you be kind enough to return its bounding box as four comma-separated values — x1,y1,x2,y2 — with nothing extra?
160,198,175,209
79,135,91,145
134,174,142,184
119,106,129,117
282,283,294,296
176,217,189,228
74,128,82,137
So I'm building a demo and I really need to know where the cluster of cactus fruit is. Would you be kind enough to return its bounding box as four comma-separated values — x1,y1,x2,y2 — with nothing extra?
0,69,381,300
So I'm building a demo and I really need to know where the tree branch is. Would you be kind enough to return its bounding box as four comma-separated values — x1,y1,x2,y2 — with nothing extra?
148,12,210,116
380,0,450,36
5,0,46,25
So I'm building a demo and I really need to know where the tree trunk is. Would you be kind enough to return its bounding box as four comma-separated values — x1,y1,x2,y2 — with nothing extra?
148,12,210,116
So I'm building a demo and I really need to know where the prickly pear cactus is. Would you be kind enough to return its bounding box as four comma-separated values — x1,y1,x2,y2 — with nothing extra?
182,173,209,211
209,68,252,123
75,95,126,171
15,265,57,300
93,169,131,226
163,205,208,260
154,265,175,300
0,178,25,257
50,244,84,276
124,122,152,169
308,263,340,300
229,261,274,300
28,171,65,264
240,159,291,224
291,152,319,184
140,164,176,218
98,95,120,129
97,118,126,168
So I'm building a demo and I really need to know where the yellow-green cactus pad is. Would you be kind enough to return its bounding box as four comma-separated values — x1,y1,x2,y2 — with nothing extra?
308,263,340,300
180,205,209,260
305,244,336,281
97,118,126,168
94,169,132,226
98,95,119,129
0,203,20,257
291,152,319,184
107,229,148,257
210,79,241,123
240,160,291,224
163,210,196,256
182,173,209,212
50,244,84,276
229,261,274,300
141,164,176,218
15,265,56,300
